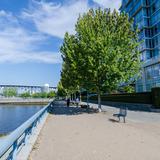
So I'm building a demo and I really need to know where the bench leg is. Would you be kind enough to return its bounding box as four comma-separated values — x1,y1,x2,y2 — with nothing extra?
118,117,120,122
123,117,125,123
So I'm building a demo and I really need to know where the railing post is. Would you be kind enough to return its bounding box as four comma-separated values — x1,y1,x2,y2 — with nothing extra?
12,140,18,160
24,129,29,146
87,92,89,106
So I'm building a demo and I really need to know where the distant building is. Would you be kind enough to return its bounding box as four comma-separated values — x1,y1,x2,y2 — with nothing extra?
120,0,160,92
42,84,50,93
0,84,56,96
0,87,4,96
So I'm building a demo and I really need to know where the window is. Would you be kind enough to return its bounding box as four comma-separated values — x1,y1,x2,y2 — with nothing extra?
146,67,152,80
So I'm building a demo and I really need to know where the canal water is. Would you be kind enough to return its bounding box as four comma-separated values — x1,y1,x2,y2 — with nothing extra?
0,105,44,135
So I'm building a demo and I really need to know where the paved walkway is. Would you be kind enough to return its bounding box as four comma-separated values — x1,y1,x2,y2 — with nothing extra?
29,101,160,160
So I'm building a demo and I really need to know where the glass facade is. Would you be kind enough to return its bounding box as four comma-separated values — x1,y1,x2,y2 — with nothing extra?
121,0,160,92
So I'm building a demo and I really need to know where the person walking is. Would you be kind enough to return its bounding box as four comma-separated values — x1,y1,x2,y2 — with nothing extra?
67,98,70,107
76,97,79,107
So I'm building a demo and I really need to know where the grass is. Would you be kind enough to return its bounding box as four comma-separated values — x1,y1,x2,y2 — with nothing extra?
0,134,7,138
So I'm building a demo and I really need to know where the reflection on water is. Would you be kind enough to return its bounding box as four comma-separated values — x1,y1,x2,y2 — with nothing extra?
0,105,44,134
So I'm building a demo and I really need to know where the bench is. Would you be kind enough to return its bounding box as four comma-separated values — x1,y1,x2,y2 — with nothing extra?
113,107,127,123
80,104,90,109
70,101,75,105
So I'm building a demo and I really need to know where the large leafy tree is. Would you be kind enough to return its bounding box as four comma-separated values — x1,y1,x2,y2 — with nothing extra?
60,33,80,96
47,91,56,98
60,8,141,111
57,81,67,97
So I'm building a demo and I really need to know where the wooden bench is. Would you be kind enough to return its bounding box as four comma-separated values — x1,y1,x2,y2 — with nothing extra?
113,107,127,123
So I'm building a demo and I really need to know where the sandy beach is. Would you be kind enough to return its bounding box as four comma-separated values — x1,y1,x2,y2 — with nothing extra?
29,102,160,160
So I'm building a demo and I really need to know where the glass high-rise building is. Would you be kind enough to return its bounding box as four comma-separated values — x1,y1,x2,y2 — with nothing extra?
120,0,160,92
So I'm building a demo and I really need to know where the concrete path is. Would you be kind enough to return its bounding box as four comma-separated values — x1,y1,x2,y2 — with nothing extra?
29,101,160,160
100,104,160,123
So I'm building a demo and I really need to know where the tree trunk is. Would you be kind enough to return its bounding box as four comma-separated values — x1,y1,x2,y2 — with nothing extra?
87,91,89,106
79,91,82,103
98,90,102,112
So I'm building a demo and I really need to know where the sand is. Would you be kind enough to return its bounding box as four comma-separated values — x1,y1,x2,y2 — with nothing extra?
29,104,160,160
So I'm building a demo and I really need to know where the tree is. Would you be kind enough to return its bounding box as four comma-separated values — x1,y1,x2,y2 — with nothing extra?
60,33,81,96
60,8,141,111
57,81,67,97
3,88,17,97
47,91,56,98
121,85,135,93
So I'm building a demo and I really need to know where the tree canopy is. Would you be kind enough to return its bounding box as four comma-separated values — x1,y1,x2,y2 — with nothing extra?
60,8,141,110
57,81,67,97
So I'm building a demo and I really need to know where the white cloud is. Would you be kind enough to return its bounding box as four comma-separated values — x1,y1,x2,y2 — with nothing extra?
0,0,122,64
22,0,89,39
92,0,121,10
0,10,61,64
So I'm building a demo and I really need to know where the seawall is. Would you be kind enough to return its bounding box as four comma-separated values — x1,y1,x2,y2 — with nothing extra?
0,98,53,105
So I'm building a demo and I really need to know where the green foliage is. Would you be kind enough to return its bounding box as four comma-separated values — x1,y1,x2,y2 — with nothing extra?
60,8,141,109
31,93,40,98
57,81,67,97
121,85,135,93
47,91,56,98
20,92,31,98
3,88,17,97
41,92,48,98
0,134,6,137
20,91,56,99
60,33,81,94
32,92,47,98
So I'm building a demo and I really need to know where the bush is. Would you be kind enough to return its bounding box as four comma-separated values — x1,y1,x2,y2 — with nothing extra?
40,92,48,98
27,91,56,99
32,92,48,98
20,92,31,98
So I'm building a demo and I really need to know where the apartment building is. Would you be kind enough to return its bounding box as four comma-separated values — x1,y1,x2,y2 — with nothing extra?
120,0,160,92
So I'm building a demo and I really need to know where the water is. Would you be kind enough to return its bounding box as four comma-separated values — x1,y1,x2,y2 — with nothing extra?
0,105,44,135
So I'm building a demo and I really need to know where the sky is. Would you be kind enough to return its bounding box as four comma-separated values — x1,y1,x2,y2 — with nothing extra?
0,0,121,87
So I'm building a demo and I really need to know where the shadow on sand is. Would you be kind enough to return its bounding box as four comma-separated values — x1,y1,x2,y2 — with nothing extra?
48,101,98,116
108,118,119,123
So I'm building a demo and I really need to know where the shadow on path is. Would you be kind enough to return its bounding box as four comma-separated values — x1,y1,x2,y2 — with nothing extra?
108,118,119,123
48,101,98,116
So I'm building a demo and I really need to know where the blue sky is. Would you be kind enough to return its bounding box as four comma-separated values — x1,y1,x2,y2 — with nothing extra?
0,0,121,87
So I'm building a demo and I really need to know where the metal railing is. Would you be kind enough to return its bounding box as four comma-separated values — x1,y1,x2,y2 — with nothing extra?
0,101,53,160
